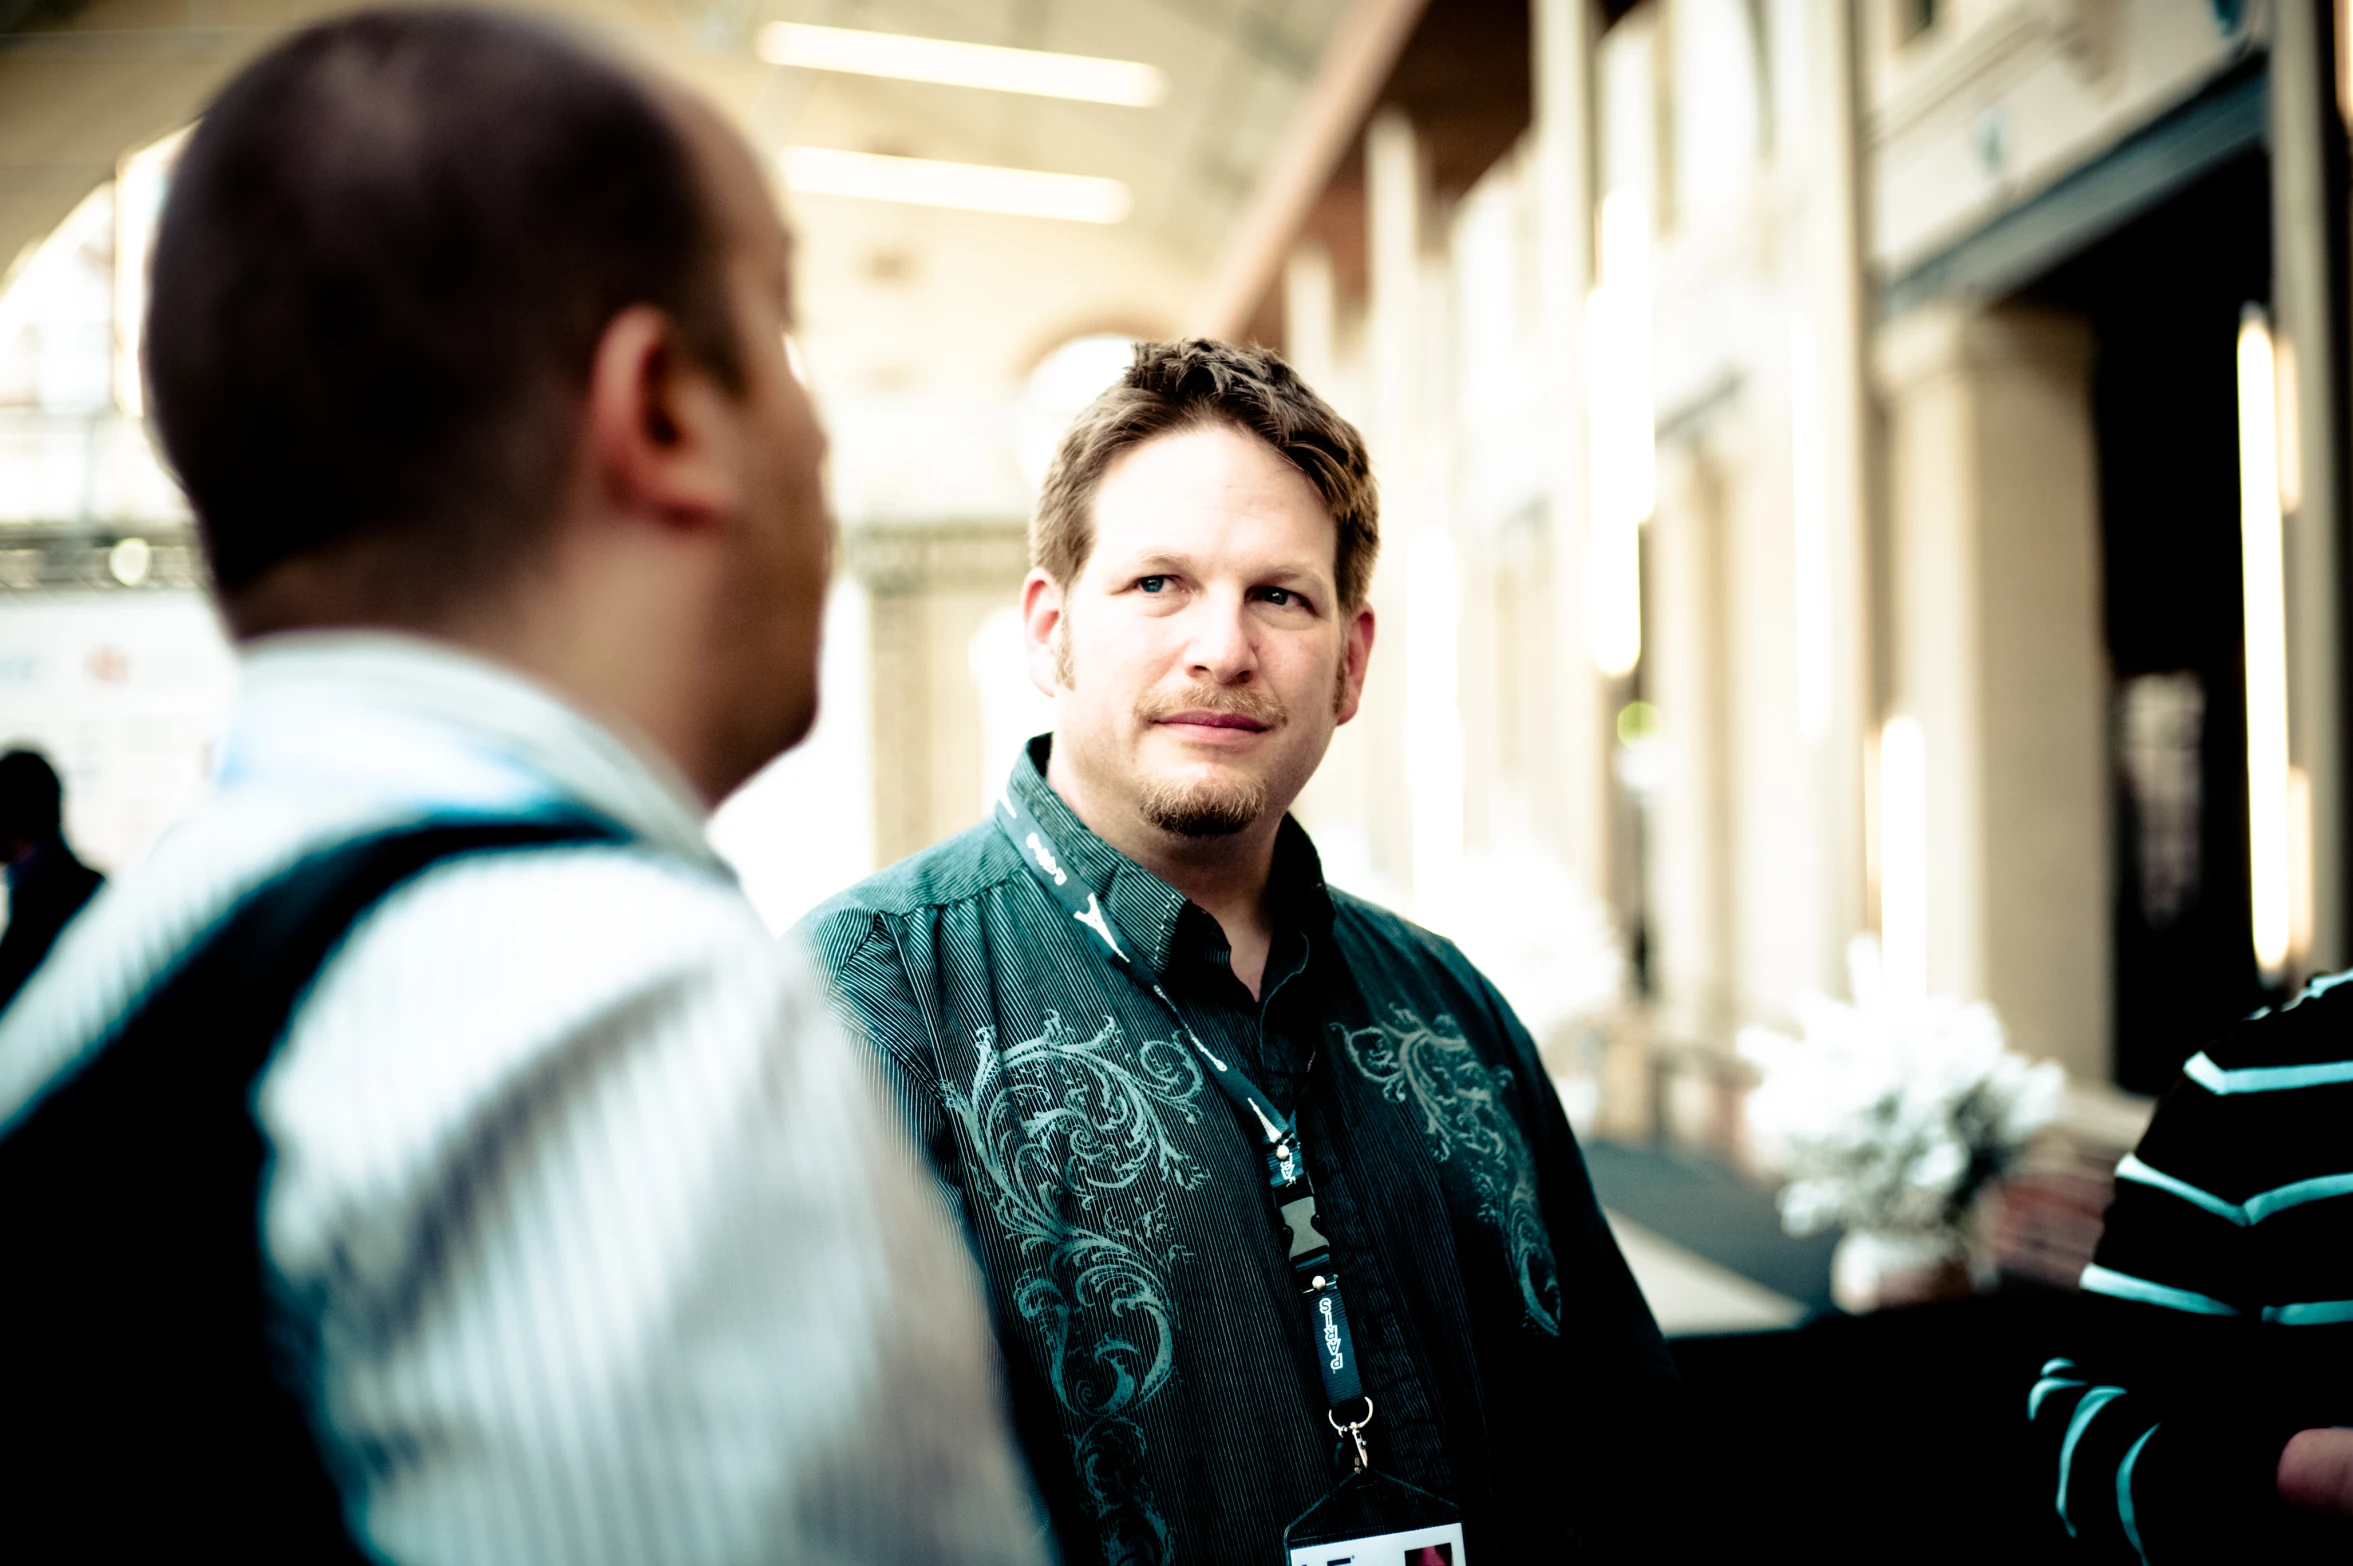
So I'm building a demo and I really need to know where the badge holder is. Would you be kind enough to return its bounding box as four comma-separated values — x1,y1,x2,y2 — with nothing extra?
1282,1401,1466,1565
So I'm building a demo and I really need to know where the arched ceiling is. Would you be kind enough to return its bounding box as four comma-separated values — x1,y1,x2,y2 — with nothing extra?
0,0,1364,520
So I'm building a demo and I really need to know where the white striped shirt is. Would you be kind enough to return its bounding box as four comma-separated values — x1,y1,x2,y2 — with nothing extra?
0,632,1047,1566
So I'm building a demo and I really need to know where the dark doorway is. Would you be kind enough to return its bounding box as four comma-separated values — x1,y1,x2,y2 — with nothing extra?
2030,149,2273,1094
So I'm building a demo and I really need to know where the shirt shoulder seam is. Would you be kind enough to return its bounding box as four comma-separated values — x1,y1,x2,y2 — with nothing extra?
835,912,952,1095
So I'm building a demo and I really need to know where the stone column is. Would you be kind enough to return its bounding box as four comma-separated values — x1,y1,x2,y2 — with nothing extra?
1283,242,1339,392
1799,0,1874,995
2269,0,2347,974
1533,0,1609,903
1876,305,2109,1080
1646,439,1737,1044
1356,108,1427,897
847,522,1033,865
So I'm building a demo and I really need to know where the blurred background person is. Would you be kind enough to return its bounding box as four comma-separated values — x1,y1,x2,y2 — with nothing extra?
0,11,1043,1563
7,0,2353,1560
0,748,103,1011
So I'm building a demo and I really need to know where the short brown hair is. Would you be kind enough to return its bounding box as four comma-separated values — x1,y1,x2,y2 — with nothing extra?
148,8,744,619
1032,339,1379,607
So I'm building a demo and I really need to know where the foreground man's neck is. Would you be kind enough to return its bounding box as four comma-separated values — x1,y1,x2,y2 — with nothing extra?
1045,749,1282,999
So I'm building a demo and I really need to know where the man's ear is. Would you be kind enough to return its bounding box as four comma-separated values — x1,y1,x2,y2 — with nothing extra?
581,304,741,531
1022,569,1066,698
1334,602,1376,725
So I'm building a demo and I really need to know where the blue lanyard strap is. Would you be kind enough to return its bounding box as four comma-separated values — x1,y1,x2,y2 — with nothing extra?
993,783,1366,1416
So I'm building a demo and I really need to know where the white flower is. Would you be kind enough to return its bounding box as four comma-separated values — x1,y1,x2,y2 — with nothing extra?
1737,935,2065,1240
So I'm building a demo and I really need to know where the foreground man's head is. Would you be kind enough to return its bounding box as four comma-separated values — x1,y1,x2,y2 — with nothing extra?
146,8,831,802
1023,339,1379,849
9,14,1048,1562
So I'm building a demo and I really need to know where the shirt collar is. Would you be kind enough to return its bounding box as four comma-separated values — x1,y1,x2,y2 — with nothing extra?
1007,735,1334,980
221,631,721,868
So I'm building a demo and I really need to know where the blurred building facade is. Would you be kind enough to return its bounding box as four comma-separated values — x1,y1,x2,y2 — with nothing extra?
1224,0,2348,1132
2,0,2346,1129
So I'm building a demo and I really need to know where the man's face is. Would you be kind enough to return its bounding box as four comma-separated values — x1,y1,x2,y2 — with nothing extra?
1027,422,1375,841
685,108,833,767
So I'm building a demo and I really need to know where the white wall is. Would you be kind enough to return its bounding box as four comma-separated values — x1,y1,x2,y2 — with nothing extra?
0,592,235,872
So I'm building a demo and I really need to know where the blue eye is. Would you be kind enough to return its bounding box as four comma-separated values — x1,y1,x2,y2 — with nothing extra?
1138,576,1167,593
1263,588,1292,606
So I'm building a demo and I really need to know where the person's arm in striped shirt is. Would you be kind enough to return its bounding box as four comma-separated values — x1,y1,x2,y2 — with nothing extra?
2030,990,2353,1558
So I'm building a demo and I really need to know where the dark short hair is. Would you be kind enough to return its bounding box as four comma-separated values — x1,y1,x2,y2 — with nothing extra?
0,750,62,840
1031,338,1379,608
147,7,744,618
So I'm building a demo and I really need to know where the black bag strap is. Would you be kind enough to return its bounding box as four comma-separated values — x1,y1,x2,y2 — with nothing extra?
0,812,628,1560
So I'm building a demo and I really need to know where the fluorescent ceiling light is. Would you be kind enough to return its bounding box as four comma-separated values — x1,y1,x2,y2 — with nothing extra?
757,23,1166,107
781,147,1132,224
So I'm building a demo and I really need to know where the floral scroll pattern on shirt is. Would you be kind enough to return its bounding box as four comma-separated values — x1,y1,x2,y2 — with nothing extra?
1337,1005,1563,1335
943,1010,1208,1566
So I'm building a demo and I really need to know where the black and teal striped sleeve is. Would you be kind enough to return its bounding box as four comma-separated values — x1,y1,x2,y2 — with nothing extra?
2028,1080,2300,1561
2077,1054,2262,1322
2030,981,2353,1559
2027,1350,2163,1563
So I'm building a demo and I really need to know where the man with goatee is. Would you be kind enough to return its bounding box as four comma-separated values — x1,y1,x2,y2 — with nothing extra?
803,338,1681,1565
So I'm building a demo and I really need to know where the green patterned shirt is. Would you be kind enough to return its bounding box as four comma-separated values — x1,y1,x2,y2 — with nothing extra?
800,739,1679,1564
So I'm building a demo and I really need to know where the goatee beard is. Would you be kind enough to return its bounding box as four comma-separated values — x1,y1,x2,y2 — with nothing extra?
1138,774,1270,837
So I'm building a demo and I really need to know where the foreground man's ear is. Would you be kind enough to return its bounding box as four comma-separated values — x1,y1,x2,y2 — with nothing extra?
583,304,743,532
1022,568,1067,697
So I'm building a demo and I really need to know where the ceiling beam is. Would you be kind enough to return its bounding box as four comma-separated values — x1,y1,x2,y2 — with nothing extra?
1188,0,1428,339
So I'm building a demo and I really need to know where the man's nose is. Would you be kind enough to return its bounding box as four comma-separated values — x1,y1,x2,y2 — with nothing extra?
1183,595,1257,684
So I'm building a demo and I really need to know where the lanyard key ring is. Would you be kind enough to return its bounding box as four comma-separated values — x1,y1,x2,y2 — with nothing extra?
1328,1397,1374,1472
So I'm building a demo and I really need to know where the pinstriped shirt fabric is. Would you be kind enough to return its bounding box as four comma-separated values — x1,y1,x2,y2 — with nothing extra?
2030,972,2353,1560
0,633,1048,1566
798,738,1681,1566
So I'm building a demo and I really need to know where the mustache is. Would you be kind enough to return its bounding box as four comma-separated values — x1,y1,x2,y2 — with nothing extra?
1134,685,1289,730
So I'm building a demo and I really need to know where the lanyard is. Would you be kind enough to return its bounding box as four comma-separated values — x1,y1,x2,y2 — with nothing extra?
992,782,1372,1446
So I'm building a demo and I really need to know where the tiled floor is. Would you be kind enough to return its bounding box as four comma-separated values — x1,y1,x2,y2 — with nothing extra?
1582,1138,1841,1329
1603,1210,1806,1335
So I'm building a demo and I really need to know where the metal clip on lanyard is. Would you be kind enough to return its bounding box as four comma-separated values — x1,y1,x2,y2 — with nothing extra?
994,787,1373,1459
